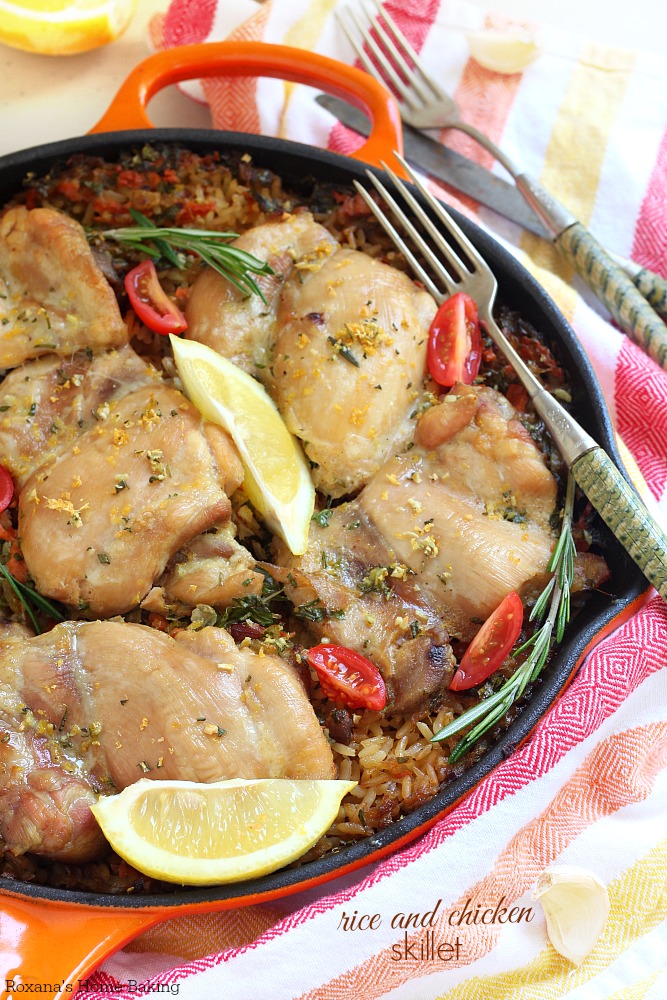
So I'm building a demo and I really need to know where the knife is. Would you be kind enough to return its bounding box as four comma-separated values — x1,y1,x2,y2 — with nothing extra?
316,92,667,329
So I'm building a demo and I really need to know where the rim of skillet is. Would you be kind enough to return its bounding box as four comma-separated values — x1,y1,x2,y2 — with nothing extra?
0,129,647,908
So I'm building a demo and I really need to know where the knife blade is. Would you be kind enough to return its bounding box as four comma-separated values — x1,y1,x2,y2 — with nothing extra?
316,92,667,344
315,92,551,239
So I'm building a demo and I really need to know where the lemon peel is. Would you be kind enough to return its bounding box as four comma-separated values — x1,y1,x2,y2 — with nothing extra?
170,335,315,555
91,778,357,885
0,0,136,55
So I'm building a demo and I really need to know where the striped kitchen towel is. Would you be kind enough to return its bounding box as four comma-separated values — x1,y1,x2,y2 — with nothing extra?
86,0,667,996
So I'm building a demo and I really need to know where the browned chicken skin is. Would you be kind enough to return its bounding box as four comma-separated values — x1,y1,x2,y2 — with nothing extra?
0,207,127,369
185,213,437,497
0,621,334,862
277,383,564,710
185,212,338,381
18,384,244,617
0,345,156,489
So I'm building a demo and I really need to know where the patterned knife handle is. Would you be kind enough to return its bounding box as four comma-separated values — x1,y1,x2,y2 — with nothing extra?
515,173,667,370
557,223,667,370
614,258,667,322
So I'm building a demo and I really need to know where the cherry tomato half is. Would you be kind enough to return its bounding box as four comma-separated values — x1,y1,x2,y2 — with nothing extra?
306,644,387,711
427,292,482,387
0,466,14,514
124,260,187,336
449,591,524,692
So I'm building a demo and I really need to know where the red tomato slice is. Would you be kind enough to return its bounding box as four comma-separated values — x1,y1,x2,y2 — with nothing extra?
427,292,482,387
449,591,524,692
0,466,14,514
306,644,387,711
124,260,187,336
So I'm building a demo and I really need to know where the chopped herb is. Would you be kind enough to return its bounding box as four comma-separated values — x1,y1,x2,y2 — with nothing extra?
217,594,277,629
293,599,344,623
311,505,334,528
409,621,421,638
97,552,111,565
138,761,152,773
327,335,360,367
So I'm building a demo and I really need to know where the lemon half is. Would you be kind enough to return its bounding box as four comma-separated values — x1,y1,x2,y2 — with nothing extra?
91,778,357,885
171,335,315,555
0,0,137,55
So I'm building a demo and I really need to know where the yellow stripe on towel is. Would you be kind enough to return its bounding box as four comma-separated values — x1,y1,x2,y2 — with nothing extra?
278,0,338,137
435,839,667,1000
520,44,634,324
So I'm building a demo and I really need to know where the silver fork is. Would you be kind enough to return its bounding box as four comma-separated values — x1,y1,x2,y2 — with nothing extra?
352,153,667,600
336,1,667,371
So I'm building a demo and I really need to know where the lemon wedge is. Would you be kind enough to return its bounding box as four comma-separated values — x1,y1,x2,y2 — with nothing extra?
0,0,137,55
467,29,540,75
171,335,315,555
91,778,357,885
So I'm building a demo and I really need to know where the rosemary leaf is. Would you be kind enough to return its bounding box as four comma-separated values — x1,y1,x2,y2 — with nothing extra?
0,563,66,634
102,217,274,303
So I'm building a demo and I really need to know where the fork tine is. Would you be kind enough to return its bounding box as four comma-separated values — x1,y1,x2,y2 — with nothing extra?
377,160,473,281
369,0,445,102
392,153,494,282
362,3,434,107
352,179,445,301
337,5,417,109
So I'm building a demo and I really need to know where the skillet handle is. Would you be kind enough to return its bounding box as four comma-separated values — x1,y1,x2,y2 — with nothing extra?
0,896,161,996
89,41,404,171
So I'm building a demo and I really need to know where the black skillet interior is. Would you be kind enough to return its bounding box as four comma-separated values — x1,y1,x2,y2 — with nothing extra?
0,129,647,909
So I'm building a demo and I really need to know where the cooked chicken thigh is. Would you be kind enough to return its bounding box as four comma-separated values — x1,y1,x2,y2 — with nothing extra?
271,246,436,497
276,383,573,710
0,345,155,488
0,207,126,369
0,621,334,861
359,383,560,641
185,212,437,497
185,212,338,380
141,523,265,614
18,384,244,617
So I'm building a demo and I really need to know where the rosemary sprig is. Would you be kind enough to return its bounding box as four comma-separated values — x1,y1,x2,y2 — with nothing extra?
0,562,66,634
431,474,577,764
103,210,274,302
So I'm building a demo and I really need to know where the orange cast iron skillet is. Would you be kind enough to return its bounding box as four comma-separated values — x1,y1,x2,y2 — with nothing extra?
0,41,649,994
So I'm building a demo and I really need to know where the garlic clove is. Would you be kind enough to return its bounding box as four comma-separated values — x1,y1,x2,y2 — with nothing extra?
466,29,540,75
532,865,610,965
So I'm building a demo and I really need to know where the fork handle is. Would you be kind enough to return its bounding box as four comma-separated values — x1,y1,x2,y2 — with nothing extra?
611,258,667,322
571,447,667,601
